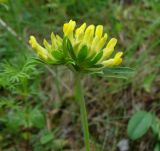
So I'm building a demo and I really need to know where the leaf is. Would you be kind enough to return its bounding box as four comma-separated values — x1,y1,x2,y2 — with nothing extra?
52,50,64,60
102,67,134,79
77,45,88,62
63,37,76,60
127,111,153,140
90,64,103,68
62,37,68,57
88,51,103,66
65,58,76,66
103,67,134,75
86,52,97,61
102,74,128,79
40,132,54,145
0,58,38,84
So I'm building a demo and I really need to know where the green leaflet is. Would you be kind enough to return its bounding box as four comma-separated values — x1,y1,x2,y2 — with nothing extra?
63,37,76,60
89,51,103,66
52,50,64,60
103,67,134,74
90,64,103,68
62,37,68,57
77,45,88,62
84,51,103,68
102,67,134,79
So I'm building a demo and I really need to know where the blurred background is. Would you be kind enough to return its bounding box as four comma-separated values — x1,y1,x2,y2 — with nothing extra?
0,0,160,151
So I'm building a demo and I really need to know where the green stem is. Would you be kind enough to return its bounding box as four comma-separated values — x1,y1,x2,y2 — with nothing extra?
75,73,90,151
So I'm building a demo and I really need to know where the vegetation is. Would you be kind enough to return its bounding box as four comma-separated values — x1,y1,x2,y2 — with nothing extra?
0,0,160,151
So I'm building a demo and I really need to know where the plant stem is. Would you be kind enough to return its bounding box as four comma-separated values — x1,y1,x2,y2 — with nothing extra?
75,73,90,151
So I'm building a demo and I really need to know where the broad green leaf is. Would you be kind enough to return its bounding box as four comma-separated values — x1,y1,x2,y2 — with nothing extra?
40,132,53,145
127,111,153,140
77,45,88,62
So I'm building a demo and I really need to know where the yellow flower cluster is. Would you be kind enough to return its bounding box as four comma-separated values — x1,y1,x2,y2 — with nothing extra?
63,20,123,67
29,20,123,68
29,33,63,63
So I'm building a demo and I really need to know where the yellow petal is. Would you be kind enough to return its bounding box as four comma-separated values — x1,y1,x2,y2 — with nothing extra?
113,52,123,65
95,25,103,38
29,35,37,49
95,33,108,52
102,59,114,67
102,38,117,59
75,23,86,40
56,35,63,42
43,39,51,51
63,20,76,39
90,36,100,54
56,35,63,47
68,20,76,34
51,32,58,49
38,52,48,60
63,23,68,34
107,38,117,48
84,25,95,45
102,52,123,67
29,35,49,60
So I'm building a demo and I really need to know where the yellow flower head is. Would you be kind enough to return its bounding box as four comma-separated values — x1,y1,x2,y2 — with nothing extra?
29,20,123,72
